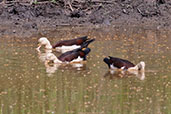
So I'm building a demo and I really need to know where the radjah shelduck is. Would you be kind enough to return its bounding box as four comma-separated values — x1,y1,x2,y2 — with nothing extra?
103,56,145,72
37,36,95,53
45,48,91,64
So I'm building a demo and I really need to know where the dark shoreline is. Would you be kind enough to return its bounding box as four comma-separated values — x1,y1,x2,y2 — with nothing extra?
0,0,171,37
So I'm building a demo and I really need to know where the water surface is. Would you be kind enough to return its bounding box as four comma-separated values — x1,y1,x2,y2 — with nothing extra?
0,26,170,114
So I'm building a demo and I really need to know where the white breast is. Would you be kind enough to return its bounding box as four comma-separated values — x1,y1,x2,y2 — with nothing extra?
55,45,81,53
71,56,83,63
110,64,118,70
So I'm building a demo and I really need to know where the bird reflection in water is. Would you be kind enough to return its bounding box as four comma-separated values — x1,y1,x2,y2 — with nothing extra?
104,69,145,80
44,58,86,76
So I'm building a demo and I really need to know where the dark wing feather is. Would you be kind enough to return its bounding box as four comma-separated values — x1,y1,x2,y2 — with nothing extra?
58,51,80,62
53,36,88,48
57,47,90,62
57,48,81,57
109,56,135,69
80,38,95,48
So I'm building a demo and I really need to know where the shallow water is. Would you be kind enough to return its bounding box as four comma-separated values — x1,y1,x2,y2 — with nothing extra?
0,26,171,114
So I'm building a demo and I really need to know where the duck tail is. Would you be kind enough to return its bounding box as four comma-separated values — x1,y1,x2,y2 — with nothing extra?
81,38,95,48
77,36,88,41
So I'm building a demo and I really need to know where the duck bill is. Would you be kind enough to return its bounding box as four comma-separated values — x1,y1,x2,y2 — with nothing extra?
37,43,41,47
45,60,50,65
36,43,41,49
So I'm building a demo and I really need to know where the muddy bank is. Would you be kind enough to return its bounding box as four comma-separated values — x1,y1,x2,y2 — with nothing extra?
0,0,171,37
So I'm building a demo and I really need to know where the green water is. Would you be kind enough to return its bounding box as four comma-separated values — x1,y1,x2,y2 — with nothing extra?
0,27,170,114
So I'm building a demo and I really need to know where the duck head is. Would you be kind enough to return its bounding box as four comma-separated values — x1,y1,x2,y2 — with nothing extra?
103,57,112,69
80,48,91,60
38,37,52,49
83,48,91,55
137,61,145,71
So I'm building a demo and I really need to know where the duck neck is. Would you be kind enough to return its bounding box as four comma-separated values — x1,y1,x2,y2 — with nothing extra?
45,43,52,49
45,44,52,49
53,57,62,64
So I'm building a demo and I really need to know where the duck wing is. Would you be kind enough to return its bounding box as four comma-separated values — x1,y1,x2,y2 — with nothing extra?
109,56,135,69
57,48,91,62
58,51,80,62
53,36,88,48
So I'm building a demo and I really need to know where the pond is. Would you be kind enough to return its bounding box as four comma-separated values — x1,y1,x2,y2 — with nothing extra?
0,26,170,114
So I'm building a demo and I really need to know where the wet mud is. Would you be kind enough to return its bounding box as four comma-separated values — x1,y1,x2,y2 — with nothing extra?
0,0,171,37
